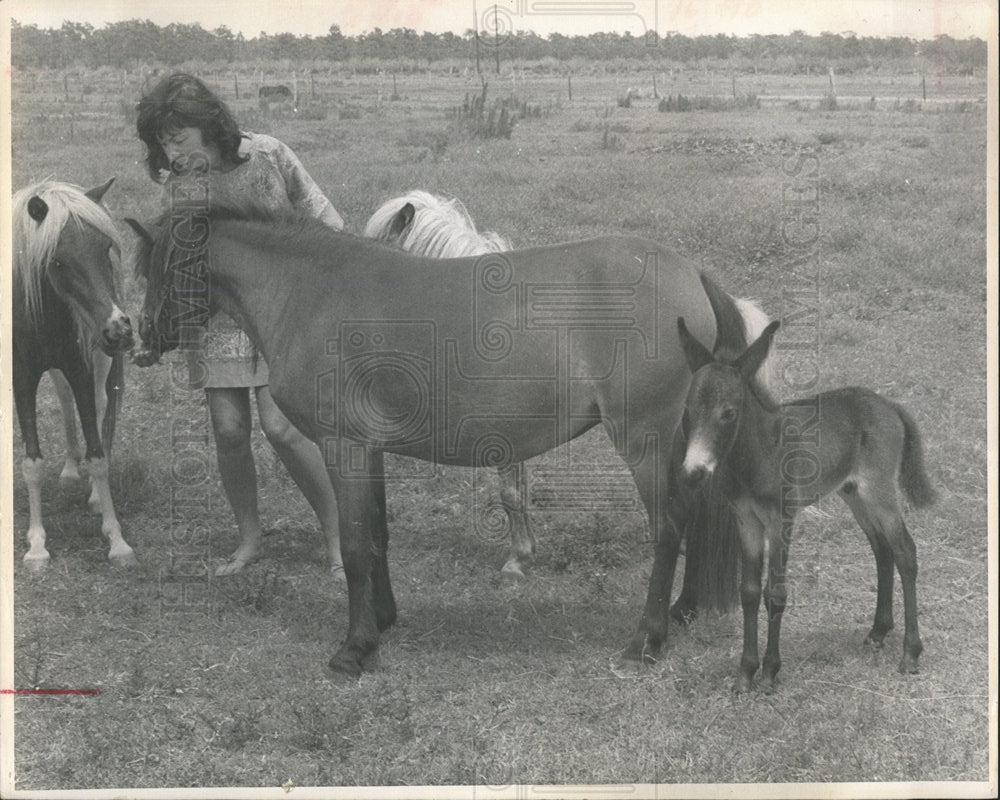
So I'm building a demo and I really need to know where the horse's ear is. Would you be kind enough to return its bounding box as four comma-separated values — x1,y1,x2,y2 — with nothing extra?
124,217,154,245
389,202,415,237
27,196,49,223
85,177,116,203
678,317,714,373
734,320,780,382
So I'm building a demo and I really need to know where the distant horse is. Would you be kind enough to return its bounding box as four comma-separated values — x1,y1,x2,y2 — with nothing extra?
365,191,536,577
364,190,777,592
12,179,136,568
129,204,767,677
259,84,293,101
676,318,934,692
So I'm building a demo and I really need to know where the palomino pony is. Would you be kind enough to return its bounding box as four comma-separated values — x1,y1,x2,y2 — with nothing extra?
129,203,763,677
12,179,136,568
676,318,935,692
365,190,778,595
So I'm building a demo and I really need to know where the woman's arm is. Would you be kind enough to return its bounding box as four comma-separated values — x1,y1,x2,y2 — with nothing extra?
269,137,345,230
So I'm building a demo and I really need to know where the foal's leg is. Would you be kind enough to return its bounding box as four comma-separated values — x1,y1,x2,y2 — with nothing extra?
498,463,535,579
842,486,922,673
734,502,766,693
760,515,791,693
50,369,82,483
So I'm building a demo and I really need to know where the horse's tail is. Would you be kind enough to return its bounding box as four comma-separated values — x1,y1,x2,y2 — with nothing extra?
101,351,125,459
894,403,936,509
680,273,775,614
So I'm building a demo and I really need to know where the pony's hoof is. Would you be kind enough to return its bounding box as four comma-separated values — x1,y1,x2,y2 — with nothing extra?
760,675,779,694
23,552,51,571
330,564,347,584
734,674,754,694
623,633,662,664
328,647,365,680
670,604,698,626
110,550,139,568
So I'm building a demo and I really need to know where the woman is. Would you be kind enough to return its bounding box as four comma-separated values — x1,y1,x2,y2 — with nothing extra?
136,73,344,579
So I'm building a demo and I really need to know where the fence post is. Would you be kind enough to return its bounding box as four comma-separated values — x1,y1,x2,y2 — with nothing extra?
567,73,572,101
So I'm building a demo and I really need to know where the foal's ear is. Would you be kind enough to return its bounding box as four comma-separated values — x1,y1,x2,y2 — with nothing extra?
85,177,116,204
124,217,154,245
389,202,415,237
735,320,780,381
677,317,715,373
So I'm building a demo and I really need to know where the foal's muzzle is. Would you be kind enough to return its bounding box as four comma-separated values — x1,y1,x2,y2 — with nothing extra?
100,309,134,354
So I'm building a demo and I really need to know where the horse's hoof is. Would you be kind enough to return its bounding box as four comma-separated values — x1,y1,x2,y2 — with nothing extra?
330,564,347,585
110,550,139,568
23,552,51,571
623,634,662,664
734,675,754,694
328,648,364,680
760,675,779,694
670,604,697,626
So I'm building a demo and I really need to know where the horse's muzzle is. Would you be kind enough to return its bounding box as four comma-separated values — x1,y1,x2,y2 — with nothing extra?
132,312,161,366
100,313,134,354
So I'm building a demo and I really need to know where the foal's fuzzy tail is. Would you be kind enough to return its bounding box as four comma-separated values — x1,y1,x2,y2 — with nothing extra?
895,403,937,509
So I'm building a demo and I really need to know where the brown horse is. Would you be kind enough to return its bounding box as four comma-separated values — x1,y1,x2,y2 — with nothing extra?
127,203,760,677
676,317,935,691
12,179,136,568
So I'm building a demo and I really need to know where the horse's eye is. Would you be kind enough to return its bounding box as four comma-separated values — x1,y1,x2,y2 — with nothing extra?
721,407,738,423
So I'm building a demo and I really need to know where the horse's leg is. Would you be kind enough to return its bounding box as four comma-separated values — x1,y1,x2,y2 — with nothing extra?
760,514,791,693
64,361,136,567
368,450,397,632
50,369,82,483
87,352,114,512
326,457,383,678
499,463,535,579
734,502,765,692
624,439,681,662
15,368,49,568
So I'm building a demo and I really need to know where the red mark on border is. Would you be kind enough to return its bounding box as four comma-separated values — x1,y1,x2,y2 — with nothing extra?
1,688,101,695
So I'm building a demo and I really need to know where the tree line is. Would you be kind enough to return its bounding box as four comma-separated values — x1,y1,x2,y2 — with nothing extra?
10,19,986,75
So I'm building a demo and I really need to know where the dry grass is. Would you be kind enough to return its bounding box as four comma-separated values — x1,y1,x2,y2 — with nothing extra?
8,65,992,793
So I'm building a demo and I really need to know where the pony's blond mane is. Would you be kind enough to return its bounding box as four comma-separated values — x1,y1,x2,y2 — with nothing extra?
12,181,122,327
364,190,511,257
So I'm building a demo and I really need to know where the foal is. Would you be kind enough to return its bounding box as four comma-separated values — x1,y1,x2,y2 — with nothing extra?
677,318,934,692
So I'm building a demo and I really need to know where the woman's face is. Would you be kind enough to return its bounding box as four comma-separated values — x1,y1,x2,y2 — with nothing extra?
158,126,221,174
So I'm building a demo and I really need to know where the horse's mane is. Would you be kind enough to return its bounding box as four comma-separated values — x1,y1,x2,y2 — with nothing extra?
364,190,512,257
13,181,122,326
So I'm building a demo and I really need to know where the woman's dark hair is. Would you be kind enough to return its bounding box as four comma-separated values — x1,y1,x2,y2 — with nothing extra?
136,72,247,180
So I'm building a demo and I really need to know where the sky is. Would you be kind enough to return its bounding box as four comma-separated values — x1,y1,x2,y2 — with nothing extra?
4,0,995,40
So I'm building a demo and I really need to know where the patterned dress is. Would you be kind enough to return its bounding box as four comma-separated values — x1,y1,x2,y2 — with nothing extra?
161,132,343,388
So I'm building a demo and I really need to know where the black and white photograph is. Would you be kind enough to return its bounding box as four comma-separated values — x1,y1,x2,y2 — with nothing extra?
1,1,995,797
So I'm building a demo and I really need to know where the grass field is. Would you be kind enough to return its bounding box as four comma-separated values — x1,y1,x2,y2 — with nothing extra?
7,64,993,793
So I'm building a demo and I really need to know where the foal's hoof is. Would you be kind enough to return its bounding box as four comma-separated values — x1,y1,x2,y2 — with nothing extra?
897,655,920,675
23,552,51,571
500,559,527,581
